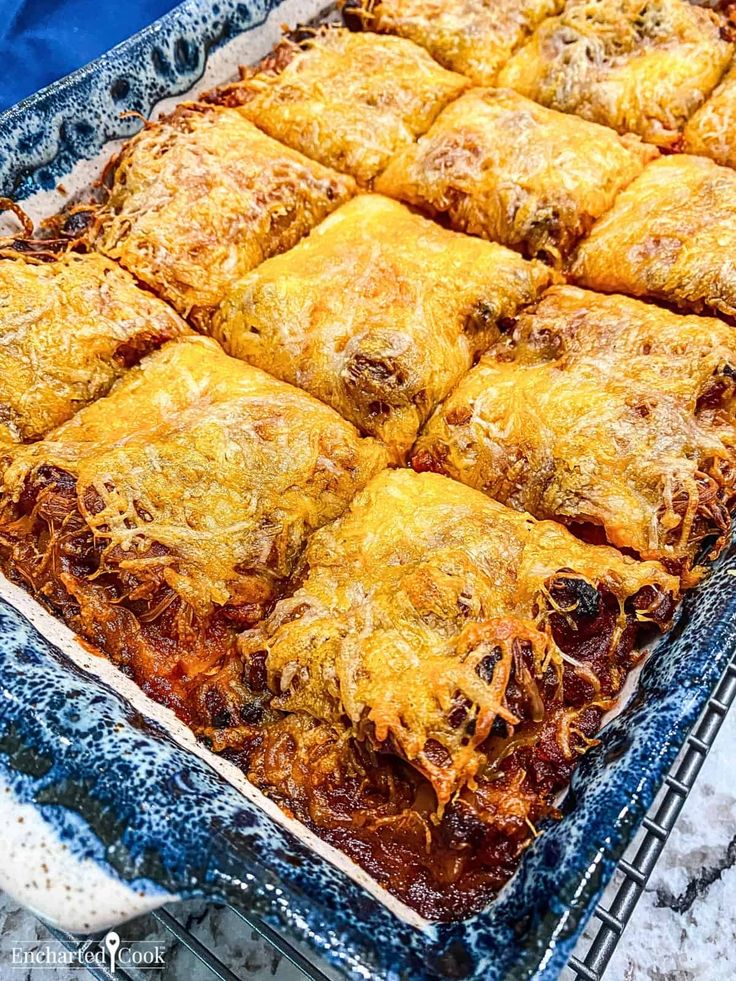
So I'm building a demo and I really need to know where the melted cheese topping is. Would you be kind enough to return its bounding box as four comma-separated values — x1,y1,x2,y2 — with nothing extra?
684,60,736,169
572,155,736,319
94,106,355,328
0,251,188,447
225,28,468,186
413,355,735,567
376,87,657,264
498,0,732,148
1,337,388,615
212,194,553,461
509,285,736,408
241,469,677,802
347,0,562,86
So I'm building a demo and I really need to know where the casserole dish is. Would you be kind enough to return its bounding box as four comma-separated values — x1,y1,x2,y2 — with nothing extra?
1,1,736,978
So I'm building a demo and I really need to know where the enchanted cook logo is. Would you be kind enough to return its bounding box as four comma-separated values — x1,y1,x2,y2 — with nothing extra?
5,930,166,973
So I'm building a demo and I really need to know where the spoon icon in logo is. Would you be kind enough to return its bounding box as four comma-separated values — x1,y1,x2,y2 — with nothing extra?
105,931,121,975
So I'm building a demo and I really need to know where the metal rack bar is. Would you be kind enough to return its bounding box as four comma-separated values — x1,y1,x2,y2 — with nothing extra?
567,654,736,980
151,908,243,981
228,906,334,980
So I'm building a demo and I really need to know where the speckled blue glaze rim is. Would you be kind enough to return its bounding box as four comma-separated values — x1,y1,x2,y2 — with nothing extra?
1,1,736,977
0,0,313,200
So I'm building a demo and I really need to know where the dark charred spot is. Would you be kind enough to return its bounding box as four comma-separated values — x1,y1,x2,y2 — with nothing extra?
490,716,508,738
367,400,392,419
239,701,266,725
441,799,490,849
448,695,472,730
203,688,235,729
464,299,500,338
283,24,319,47
548,574,601,620
345,351,407,389
341,0,366,31
476,647,502,683
114,330,173,368
61,208,94,237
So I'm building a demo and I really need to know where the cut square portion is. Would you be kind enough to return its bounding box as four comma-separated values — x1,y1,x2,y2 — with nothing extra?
0,336,387,724
498,0,732,148
213,27,468,186
342,0,562,86
242,468,678,806
572,155,736,319
376,88,656,264
413,285,736,575
684,60,736,169
0,251,188,448
212,194,553,461
94,107,355,328
507,284,736,402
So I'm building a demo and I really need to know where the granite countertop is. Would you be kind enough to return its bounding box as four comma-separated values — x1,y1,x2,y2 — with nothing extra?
1,707,734,981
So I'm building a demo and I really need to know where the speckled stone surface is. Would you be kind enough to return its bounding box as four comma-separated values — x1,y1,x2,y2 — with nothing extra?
2,706,732,980
566,705,736,980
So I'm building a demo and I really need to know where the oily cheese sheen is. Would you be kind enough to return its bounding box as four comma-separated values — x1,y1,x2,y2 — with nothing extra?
212,194,553,461
0,250,188,447
218,26,469,186
498,0,733,147
243,469,677,804
376,87,657,264
94,106,355,328
343,0,563,85
572,155,736,319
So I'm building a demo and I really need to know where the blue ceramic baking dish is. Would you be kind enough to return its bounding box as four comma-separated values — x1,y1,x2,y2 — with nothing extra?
1,1,736,978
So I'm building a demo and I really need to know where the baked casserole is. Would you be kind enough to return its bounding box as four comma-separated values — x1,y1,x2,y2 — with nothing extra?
2,4,736,923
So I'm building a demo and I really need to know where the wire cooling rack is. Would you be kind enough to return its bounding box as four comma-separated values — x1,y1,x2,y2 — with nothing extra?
566,650,736,981
45,650,736,981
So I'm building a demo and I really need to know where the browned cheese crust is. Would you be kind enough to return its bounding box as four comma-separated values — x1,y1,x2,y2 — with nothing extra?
341,0,563,86
498,0,733,147
239,469,677,916
242,469,677,802
413,285,736,574
93,106,356,328
212,194,553,461
572,154,736,319
0,336,387,727
214,27,468,186
376,87,657,265
684,59,736,168
0,251,188,449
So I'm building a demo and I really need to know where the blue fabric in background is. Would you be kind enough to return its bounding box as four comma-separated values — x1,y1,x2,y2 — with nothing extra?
0,0,180,111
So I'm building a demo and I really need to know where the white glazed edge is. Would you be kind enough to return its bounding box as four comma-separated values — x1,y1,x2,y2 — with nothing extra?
0,781,179,934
